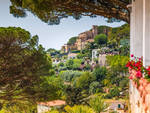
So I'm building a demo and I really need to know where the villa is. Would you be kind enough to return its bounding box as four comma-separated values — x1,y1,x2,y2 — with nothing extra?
37,100,66,113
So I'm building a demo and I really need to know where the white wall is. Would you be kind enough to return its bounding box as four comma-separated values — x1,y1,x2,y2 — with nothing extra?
130,0,143,58
131,0,150,66
37,105,51,113
143,0,150,66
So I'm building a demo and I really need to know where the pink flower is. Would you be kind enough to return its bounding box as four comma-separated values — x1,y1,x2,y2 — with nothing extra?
136,71,142,78
129,76,133,80
131,54,134,57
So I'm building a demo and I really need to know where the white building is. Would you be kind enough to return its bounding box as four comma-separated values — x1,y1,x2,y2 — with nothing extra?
92,49,99,61
37,100,66,113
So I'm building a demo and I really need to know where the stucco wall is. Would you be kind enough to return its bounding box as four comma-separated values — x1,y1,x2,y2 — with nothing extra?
129,69,150,113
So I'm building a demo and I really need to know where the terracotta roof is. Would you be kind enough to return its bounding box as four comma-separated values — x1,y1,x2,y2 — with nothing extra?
38,100,66,107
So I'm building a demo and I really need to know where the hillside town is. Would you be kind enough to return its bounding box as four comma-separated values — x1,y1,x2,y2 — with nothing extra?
42,24,130,113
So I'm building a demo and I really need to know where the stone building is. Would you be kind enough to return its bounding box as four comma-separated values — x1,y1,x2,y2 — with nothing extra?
61,44,70,53
61,25,98,53
76,25,98,50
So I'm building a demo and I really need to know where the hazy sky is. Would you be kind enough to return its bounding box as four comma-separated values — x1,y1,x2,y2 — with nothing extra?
0,0,125,50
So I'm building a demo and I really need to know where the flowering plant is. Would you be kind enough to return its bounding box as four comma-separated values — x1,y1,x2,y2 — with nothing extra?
126,55,150,82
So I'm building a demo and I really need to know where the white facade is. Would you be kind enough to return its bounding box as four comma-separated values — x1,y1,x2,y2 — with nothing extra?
130,0,150,113
99,54,107,66
92,49,99,60
130,0,150,67
37,105,51,113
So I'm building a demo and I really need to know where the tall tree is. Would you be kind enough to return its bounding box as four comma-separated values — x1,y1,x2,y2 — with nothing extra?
94,34,107,47
0,27,59,111
10,0,130,25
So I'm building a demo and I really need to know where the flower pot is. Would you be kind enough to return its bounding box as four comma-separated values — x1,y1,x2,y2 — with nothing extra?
142,79,149,88
139,78,144,86
138,85,144,97
145,84,150,94
145,94,150,110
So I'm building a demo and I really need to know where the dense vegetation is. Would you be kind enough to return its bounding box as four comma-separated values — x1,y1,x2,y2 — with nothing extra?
67,37,77,45
10,0,130,25
0,27,61,112
44,24,130,112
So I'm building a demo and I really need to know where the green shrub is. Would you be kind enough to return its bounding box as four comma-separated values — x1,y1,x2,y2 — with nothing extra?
65,59,83,70
59,70,83,82
94,34,107,46
74,72,96,89
106,55,129,74
105,87,120,99
93,67,107,82
64,105,94,113
89,81,101,94
58,62,64,67
72,59,83,70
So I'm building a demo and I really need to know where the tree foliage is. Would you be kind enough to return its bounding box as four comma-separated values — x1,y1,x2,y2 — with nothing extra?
108,24,130,47
89,81,101,94
74,72,96,90
67,37,77,45
0,27,59,111
65,85,88,106
89,96,108,113
10,0,130,25
94,34,107,47
47,48,60,57
93,67,107,82
59,70,83,82
106,55,129,74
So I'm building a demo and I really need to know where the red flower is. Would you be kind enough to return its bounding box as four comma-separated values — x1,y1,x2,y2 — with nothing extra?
137,67,141,71
146,66,150,76
126,62,131,67
146,66,150,71
131,54,134,57
135,61,142,68
136,71,142,78
148,72,150,76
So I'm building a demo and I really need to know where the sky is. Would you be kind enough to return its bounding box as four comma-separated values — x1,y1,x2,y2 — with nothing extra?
0,0,125,50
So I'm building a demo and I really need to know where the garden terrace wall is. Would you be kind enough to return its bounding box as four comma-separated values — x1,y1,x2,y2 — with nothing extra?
129,69,150,113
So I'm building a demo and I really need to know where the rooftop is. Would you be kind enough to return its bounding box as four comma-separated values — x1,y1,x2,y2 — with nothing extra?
38,100,66,107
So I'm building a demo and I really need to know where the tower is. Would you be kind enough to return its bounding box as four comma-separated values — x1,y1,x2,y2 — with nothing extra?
92,25,98,38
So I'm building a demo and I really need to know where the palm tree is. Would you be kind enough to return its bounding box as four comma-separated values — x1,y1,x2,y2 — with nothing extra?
89,96,109,113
